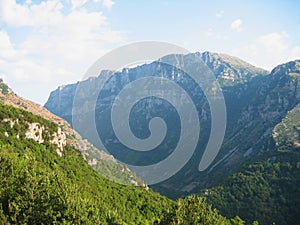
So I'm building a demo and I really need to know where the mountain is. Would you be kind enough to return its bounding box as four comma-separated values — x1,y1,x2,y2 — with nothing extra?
44,53,300,225
0,78,144,186
205,99,300,225
43,52,272,191
203,60,300,225
45,52,268,124
199,51,268,85
0,80,247,224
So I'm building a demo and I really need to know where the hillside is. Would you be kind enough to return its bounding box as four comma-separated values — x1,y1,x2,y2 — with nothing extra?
0,102,251,224
205,123,300,225
203,63,300,225
0,103,172,224
0,79,144,186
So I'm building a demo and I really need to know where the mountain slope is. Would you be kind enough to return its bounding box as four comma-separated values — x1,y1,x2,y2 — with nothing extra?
203,61,300,225
0,100,246,224
44,53,299,198
0,103,173,224
0,78,144,186
205,113,300,225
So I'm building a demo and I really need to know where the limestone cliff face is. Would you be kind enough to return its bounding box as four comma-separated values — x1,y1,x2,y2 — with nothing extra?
43,53,300,193
199,51,268,84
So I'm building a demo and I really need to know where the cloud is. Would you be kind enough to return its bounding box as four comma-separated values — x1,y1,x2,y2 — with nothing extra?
0,30,19,58
94,0,115,9
101,0,115,9
215,10,224,19
0,0,64,27
232,32,300,70
230,19,243,32
0,0,123,104
71,0,89,9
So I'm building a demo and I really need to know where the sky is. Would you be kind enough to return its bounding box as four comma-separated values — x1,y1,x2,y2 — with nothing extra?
0,0,300,104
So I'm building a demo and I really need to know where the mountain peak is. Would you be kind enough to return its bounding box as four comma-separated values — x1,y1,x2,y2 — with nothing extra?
197,51,269,85
270,59,300,77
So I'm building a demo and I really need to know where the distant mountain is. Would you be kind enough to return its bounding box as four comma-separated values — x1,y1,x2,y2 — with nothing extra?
44,53,299,206
0,78,144,186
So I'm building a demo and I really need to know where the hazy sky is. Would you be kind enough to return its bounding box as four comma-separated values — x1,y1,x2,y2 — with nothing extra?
0,0,300,104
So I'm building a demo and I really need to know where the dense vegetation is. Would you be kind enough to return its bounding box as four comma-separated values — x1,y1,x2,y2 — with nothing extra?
0,103,245,224
0,103,173,224
204,93,300,225
205,150,300,225
159,195,258,225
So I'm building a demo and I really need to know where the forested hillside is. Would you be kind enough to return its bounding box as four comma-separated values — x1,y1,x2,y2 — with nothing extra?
205,151,300,225
205,101,300,225
0,103,247,224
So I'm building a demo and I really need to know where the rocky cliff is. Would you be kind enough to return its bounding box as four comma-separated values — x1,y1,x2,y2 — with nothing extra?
44,52,300,195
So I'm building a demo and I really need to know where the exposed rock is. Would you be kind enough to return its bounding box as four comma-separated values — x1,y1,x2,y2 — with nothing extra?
44,55,300,194
199,51,268,84
25,123,45,144
50,127,67,157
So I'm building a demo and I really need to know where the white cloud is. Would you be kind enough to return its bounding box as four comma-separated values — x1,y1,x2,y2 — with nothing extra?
94,0,115,9
71,0,89,9
0,30,18,58
0,0,123,104
230,19,243,32
215,10,224,19
102,0,115,9
0,0,64,27
232,32,300,70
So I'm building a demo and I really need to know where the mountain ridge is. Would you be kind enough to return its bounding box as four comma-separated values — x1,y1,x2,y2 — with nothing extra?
44,52,300,198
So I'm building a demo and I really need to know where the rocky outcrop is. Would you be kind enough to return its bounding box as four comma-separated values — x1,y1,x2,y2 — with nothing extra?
50,127,67,156
25,123,45,144
273,103,300,148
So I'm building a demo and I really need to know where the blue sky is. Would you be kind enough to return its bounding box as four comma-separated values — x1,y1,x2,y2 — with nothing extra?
0,0,300,104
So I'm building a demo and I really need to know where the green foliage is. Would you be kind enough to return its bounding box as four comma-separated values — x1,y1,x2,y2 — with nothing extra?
0,103,242,224
0,103,173,224
206,152,300,225
93,160,144,186
159,195,231,225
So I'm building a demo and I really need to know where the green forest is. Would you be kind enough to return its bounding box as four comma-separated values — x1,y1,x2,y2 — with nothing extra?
0,103,249,224
206,151,300,225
